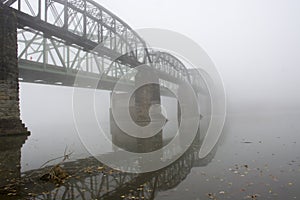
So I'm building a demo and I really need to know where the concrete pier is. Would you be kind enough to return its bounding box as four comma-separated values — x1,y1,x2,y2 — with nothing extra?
0,8,28,135
133,69,162,125
110,69,163,153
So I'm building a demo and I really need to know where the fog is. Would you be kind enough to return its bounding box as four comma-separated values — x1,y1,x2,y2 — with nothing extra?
19,1,300,165
11,1,300,198
19,0,300,118
95,0,300,115
18,0,300,165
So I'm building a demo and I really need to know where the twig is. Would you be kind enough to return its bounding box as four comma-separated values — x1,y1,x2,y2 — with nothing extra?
40,146,73,168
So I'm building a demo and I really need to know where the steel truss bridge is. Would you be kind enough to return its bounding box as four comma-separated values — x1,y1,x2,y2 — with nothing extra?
1,0,203,92
19,134,212,200
0,1,212,198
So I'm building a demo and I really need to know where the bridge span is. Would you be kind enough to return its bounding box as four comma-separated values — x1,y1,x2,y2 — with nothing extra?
4,0,196,87
0,0,208,135
0,2,215,198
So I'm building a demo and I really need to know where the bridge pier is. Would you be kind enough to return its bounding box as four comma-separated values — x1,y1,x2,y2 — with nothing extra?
110,69,163,153
133,69,162,125
133,69,163,152
0,8,28,135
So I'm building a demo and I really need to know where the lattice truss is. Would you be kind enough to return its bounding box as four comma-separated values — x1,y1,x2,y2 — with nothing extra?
1,0,200,89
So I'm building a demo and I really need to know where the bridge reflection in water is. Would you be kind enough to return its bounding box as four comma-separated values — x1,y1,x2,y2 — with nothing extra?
0,124,216,200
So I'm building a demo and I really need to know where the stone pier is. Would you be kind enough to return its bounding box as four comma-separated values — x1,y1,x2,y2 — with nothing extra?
0,8,28,135
110,69,163,153
133,69,162,125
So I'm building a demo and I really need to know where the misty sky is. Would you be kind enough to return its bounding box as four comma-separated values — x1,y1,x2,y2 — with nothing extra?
19,0,300,122
94,0,300,114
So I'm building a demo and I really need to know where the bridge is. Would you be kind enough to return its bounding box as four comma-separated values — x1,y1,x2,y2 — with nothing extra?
0,0,207,136
0,1,214,198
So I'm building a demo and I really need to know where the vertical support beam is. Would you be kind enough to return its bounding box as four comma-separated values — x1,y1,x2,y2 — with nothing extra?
113,19,116,50
100,10,103,42
0,8,29,135
177,100,181,127
43,37,47,69
83,0,87,38
97,22,100,43
18,0,21,11
43,0,48,70
67,46,70,69
64,0,68,30
37,0,41,19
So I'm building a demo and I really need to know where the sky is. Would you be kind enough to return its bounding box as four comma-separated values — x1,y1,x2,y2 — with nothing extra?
93,0,300,114
19,0,300,124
